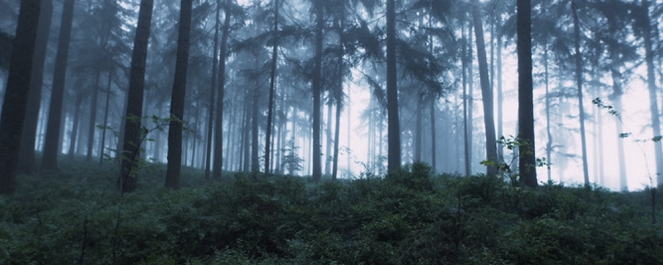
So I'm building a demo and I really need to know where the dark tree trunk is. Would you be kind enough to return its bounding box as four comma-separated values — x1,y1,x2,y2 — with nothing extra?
18,0,52,174
265,0,279,174
415,98,422,162
99,73,112,167
41,0,76,172
67,95,84,160
430,100,437,170
640,0,663,188
386,0,401,172
311,0,323,182
86,71,101,161
165,0,193,189
205,2,220,180
471,0,498,175
251,87,260,172
213,0,230,178
325,103,332,175
572,1,590,186
119,0,154,193
517,0,537,187
462,19,471,177
0,0,41,194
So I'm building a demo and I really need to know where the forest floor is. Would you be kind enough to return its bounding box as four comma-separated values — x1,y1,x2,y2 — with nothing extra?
1,156,663,264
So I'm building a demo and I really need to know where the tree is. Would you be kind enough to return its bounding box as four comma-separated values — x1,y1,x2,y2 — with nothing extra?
571,1,590,186
17,0,52,174
165,0,193,189
264,0,279,174
119,0,155,193
471,0,498,175
635,0,663,188
0,0,41,194
311,0,324,182
205,1,221,180
41,0,76,171
517,0,537,187
212,0,232,179
386,0,401,172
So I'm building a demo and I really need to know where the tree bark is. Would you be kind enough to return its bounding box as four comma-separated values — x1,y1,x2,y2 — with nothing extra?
640,0,663,188
517,0,537,187
311,0,324,182
471,0,498,176
213,0,231,178
572,1,590,186
119,0,154,193
86,71,101,161
204,2,220,180
386,0,401,172
165,0,193,189
18,0,52,174
0,0,41,194
99,73,112,167
67,95,84,160
265,0,279,174
41,0,76,172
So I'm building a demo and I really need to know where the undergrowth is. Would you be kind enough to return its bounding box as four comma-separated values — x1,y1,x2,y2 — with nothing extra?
1,158,662,264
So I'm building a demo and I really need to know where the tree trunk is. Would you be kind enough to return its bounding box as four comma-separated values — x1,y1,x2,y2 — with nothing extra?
213,0,231,178
119,0,154,193
415,97,422,162
544,48,553,182
251,86,260,172
471,0,498,175
430,100,436,171
386,0,401,172
311,0,323,182
517,0,537,187
641,0,663,188
572,1,590,186
86,71,101,161
67,95,84,160
462,19,470,177
204,1,220,180
0,0,41,194
99,73,112,167
609,50,627,190
18,0,52,175
41,0,76,172
265,0,279,174
165,0,193,189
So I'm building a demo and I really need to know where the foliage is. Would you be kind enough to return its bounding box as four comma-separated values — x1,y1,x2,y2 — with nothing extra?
1,159,663,264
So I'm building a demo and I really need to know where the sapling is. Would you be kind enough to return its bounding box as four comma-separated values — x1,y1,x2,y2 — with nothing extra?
593,97,659,224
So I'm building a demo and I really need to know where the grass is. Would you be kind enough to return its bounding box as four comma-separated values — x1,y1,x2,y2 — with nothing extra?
1,157,662,264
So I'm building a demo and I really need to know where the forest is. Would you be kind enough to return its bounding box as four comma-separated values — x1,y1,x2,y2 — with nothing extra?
1,0,663,264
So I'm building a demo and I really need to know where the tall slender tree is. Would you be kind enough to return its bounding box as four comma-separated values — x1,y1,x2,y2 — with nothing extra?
205,2,221,180
471,0,498,175
0,0,42,194
212,0,231,179
264,0,279,174
17,0,52,174
572,1,590,186
311,0,324,182
41,0,76,171
386,0,401,172
517,0,537,187
119,0,154,193
165,0,193,189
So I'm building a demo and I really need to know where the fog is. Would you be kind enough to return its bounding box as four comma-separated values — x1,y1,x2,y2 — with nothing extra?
1,0,663,192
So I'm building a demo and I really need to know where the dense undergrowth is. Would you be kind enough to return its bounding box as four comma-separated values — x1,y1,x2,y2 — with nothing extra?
1,157,663,264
